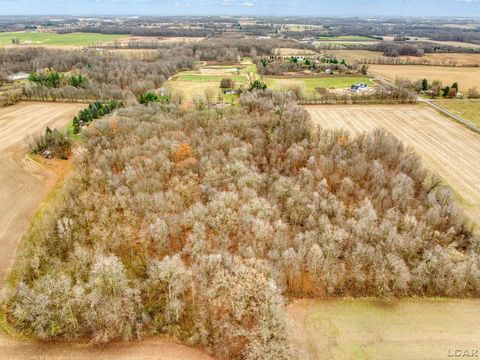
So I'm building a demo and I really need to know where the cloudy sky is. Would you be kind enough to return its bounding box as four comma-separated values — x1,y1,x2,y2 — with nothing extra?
1,0,480,16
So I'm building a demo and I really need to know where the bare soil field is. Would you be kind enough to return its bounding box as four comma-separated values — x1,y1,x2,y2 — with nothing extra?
368,64,480,91
324,49,385,63
306,104,480,227
287,298,480,360
0,102,84,287
408,37,480,49
274,47,319,56
406,53,480,66
326,50,480,66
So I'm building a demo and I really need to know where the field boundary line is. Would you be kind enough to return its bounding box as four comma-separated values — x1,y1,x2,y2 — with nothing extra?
420,99,480,135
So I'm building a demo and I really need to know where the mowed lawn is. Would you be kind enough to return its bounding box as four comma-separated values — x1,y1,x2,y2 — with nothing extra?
287,299,480,360
0,32,127,46
434,99,480,127
264,76,372,95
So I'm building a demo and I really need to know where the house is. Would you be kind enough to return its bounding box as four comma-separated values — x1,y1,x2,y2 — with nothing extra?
223,89,240,95
350,83,369,93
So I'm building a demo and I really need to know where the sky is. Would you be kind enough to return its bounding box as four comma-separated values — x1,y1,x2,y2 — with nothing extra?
1,0,480,16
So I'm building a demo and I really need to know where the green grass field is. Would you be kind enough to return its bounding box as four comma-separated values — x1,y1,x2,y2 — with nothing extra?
264,76,373,95
317,35,380,42
178,74,248,83
288,299,480,360
434,99,480,127
0,32,127,46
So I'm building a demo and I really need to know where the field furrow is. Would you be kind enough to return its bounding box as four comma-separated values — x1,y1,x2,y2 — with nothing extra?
306,104,480,227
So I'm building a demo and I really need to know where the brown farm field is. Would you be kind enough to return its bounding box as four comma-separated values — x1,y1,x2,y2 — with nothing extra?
369,64,480,91
0,334,214,360
274,47,320,56
306,104,480,227
326,50,480,66
0,102,85,287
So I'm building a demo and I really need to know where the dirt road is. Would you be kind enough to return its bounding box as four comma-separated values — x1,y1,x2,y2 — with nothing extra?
0,334,213,360
306,104,480,227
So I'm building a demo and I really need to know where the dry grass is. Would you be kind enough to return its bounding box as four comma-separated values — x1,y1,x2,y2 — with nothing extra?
323,49,385,63
325,50,480,67
408,37,480,49
306,104,480,228
369,64,480,91
434,99,480,127
273,48,320,56
164,80,224,101
287,298,480,360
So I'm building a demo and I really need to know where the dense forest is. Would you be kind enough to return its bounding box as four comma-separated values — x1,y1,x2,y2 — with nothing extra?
3,92,479,358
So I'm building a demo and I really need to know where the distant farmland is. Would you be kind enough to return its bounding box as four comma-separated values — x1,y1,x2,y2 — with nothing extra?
369,64,480,91
326,50,480,67
306,104,480,227
0,32,128,47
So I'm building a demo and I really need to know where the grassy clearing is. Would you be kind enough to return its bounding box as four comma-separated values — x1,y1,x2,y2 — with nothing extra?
164,80,223,102
178,74,248,82
434,99,480,127
264,76,372,95
287,298,480,360
0,32,127,47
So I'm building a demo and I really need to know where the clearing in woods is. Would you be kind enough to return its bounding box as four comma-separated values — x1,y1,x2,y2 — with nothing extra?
306,104,480,228
287,298,480,360
165,59,256,101
368,64,480,91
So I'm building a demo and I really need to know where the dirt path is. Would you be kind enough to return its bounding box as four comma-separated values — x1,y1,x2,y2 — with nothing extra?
306,104,480,228
0,334,213,360
0,102,84,286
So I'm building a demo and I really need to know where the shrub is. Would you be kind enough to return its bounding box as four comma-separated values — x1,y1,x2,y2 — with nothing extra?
220,78,235,89
29,127,72,159
139,91,170,105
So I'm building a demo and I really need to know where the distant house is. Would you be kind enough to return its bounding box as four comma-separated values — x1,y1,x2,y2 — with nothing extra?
350,83,369,93
223,89,240,95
